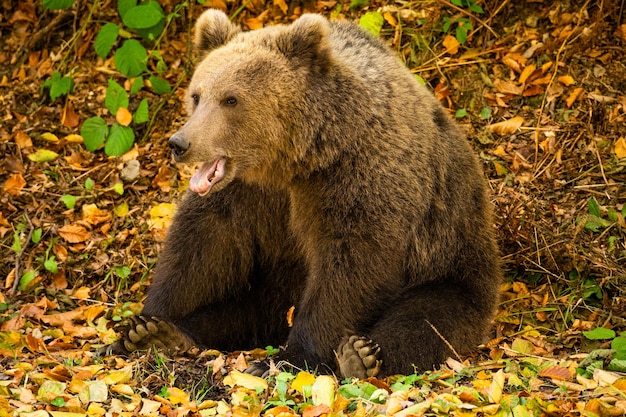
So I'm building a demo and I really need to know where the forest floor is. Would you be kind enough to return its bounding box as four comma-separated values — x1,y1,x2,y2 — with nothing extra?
1,0,626,416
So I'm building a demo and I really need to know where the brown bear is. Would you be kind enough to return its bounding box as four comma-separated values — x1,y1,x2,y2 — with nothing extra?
109,9,502,379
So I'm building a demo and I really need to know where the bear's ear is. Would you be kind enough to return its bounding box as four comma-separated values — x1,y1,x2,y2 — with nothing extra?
194,9,241,57
276,14,331,68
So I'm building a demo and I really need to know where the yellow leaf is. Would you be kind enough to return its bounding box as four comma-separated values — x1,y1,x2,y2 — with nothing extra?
519,64,536,84
511,337,534,354
72,286,91,299
614,137,626,159
84,305,107,322
166,387,189,405
114,202,129,217
148,202,177,231
116,107,133,127
487,369,505,403
41,132,60,142
557,75,575,86
223,370,268,391
487,116,524,135
82,203,111,225
493,162,508,176
28,149,59,163
443,35,460,54
111,384,135,396
65,134,84,143
311,375,336,407
58,224,90,243
292,371,316,395
99,366,133,385
566,87,584,107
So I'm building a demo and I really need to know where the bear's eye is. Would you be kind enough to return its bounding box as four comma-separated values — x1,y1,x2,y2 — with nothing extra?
191,93,200,107
224,96,238,107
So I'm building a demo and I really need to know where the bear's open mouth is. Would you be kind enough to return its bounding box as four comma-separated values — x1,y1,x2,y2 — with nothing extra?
189,158,227,196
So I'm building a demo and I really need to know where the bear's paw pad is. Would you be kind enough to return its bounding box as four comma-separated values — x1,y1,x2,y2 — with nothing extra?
337,335,382,379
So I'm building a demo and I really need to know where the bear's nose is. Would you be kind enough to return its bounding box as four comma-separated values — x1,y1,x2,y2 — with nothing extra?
168,134,190,159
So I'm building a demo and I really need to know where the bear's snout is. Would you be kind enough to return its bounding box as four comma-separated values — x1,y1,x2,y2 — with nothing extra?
168,134,190,160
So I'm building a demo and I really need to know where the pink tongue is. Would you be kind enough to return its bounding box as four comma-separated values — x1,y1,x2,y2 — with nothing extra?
190,160,218,195
189,159,226,196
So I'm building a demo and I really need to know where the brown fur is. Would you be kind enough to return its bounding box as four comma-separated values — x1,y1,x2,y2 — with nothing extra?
124,11,502,377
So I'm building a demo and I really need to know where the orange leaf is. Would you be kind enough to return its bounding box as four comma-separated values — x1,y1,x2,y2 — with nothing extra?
566,87,584,107
302,404,332,417
116,107,133,126
443,35,460,54
58,224,90,243
40,307,85,326
487,116,525,135
61,101,80,128
519,64,536,84
14,130,32,148
82,203,111,225
557,75,575,86
538,365,572,380
3,173,26,196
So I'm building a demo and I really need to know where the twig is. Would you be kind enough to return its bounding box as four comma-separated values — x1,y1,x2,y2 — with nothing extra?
11,213,35,296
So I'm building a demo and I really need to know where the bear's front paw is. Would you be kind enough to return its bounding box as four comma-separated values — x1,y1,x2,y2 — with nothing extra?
102,315,194,355
337,335,382,379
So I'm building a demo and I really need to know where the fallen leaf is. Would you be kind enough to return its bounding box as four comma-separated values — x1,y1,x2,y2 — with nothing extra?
566,87,584,107
62,101,80,128
223,371,268,391
494,79,524,95
487,117,524,135
58,224,90,243
443,35,460,54
519,64,537,84
40,132,59,142
82,203,111,225
311,375,336,407
28,149,59,163
557,75,575,86
14,130,32,148
615,137,626,159
538,365,571,380
116,107,132,127
4,173,26,196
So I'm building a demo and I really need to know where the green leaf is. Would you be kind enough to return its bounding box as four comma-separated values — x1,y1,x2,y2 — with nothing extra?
359,11,384,37
118,0,137,18
105,79,129,115
456,26,468,44
18,270,37,292
44,256,58,274
480,107,492,120
122,3,164,29
612,337,626,352
148,75,171,94
81,117,109,152
130,77,144,95
85,178,95,190
32,228,42,244
114,39,148,78
95,23,119,58
588,197,601,217
61,194,76,209
28,149,59,163
133,98,149,124
11,232,22,253
113,265,131,278
45,71,74,100
105,123,135,156
455,108,468,118
584,214,612,232
42,0,75,10
583,327,616,340
112,182,125,195
349,0,368,9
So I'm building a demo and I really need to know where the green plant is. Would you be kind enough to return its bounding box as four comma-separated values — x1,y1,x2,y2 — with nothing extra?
578,197,625,233
442,0,483,45
578,328,626,377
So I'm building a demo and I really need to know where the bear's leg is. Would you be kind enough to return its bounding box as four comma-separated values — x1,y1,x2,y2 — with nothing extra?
107,181,304,355
337,282,496,378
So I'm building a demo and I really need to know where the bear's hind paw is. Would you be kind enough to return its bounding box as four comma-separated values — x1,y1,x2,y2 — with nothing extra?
337,335,382,379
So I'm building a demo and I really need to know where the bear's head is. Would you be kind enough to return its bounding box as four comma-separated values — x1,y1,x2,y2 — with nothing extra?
168,10,332,196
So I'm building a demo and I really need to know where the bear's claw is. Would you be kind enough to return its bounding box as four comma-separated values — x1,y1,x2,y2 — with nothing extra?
337,335,382,379
102,315,194,356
